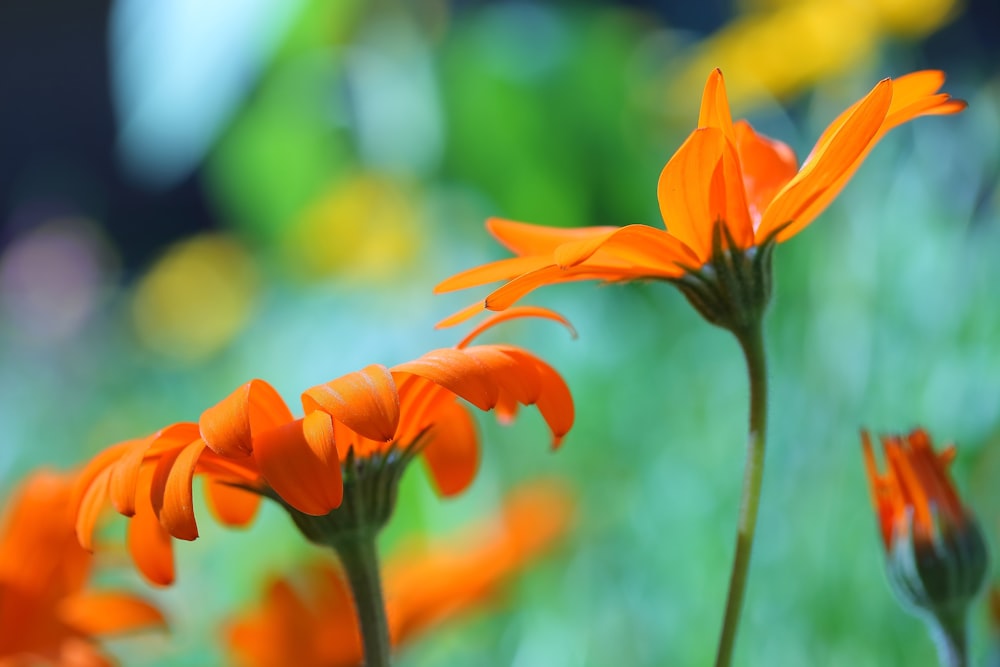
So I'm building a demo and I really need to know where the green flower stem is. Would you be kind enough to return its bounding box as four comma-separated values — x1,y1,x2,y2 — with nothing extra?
928,610,969,667
335,529,392,667
714,320,769,667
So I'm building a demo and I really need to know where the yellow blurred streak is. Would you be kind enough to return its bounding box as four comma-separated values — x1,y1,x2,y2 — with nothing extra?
741,0,959,35
282,174,423,283
131,234,258,361
669,0,961,113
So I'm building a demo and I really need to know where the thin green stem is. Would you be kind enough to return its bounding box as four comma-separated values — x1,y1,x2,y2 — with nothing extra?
335,529,392,667
714,320,769,667
928,610,969,667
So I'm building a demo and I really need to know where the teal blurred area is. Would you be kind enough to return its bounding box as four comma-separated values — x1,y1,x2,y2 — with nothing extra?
1,0,999,665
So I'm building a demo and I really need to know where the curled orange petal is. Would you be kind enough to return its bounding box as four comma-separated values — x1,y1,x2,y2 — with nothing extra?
151,440,208,541
109,423,200,517
490,347,574,447
200,380,295,458
254,412,343,516
71,441,133,530
75,468,112,552
301,365,400,443
393,349,498,412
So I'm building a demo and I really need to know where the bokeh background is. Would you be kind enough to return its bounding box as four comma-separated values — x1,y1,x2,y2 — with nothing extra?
2,0,1000,665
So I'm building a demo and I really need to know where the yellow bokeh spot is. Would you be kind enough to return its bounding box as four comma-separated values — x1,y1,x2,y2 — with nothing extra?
282,174,423,282
132,234,258,362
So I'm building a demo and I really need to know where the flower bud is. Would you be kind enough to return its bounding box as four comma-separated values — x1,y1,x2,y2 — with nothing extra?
861,429,988,663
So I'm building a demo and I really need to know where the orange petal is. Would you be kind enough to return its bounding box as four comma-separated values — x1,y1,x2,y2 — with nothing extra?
490,347,574,447
393,377,458,446
758,78,893,241
71,441,133,525
482,263,659,313
435,300,491,329
301,364,400,442
254,412,343,516
658,127,753,262
860,430,892,551
108,436,157,518
151,440,207,541
205,478,262,528
128,497,175,587
697,68,735,141
76,468,112,552
461,346,541,406
551,224,699,270
108,423,199,517
455,306,576,350
733,120,798,230
58,591,165,636
882,71,965,128
433,255,556,294
200,380,295,458
486,218,619,256
392,349,499,412
421,400,479,497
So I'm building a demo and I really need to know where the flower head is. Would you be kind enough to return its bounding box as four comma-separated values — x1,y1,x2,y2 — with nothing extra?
0,470,164,665
861,429,987,618
435,69,965,330
225,479,575,667
74,309,574,585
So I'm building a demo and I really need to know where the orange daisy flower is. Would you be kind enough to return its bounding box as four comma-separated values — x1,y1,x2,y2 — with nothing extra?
225,479,574,667
861,429,987,617
0,470,163,666
435,69,965,330
73,308,574,586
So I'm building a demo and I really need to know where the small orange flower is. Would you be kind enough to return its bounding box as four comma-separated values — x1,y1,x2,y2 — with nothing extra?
225,479,575,667
0,471,163,666
73,308,574,586
435,69,965,327
861,429,987,617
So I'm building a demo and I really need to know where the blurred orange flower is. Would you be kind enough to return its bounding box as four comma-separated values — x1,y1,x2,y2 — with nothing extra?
0,471,163,667
226,479,575,667
73,308,574,586
435,69,965,327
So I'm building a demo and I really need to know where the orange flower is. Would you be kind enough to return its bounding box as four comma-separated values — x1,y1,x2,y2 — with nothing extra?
225,479,575,667
0,471,163,666
435,69,965,328
73,308,574,586
860,429,987,617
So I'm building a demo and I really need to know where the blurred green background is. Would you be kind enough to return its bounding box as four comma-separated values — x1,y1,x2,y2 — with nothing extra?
1,0,999,665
